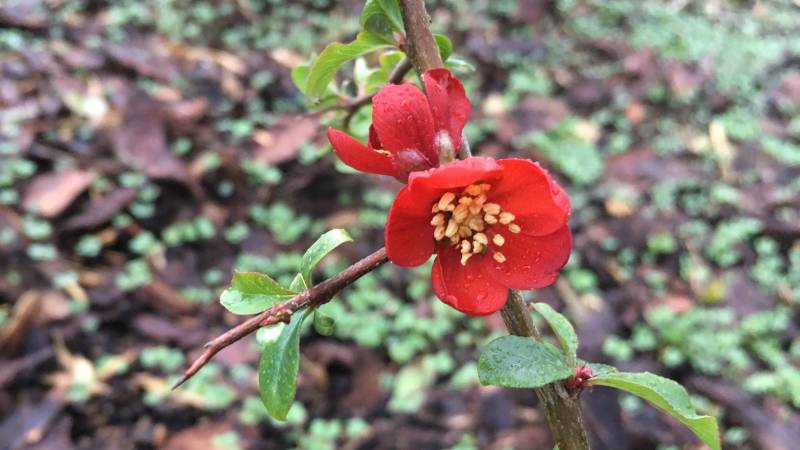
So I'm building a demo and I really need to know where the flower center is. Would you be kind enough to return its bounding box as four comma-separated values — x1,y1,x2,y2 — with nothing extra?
430,183,522,266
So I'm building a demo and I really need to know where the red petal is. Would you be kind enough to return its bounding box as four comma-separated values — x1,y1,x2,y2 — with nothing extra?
385,185,436,267
372,83,438,165
328,128,395,177
431,244,508,316
486,224,572,290
407,157,503,193
424,68,471,151
490,159,570,236
368,125,382,149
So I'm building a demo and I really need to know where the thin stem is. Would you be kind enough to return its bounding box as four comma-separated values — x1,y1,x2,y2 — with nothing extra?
399,0,443,74
174,247,388,389
501,292,590,450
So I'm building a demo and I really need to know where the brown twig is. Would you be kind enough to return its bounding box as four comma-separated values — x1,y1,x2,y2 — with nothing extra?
174,247,388,389
501,292,591,450
399,0,443,74
342,58,412,131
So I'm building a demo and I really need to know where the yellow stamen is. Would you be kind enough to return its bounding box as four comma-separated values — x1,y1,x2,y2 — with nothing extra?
484,213,498,224
499,212,515,224
460,253,472,265
453,204,469,222
467,218,485,231
493,234,505,246
465,185,483,196
438,192,456,211
493,251,507,263
473,233,488,245
434,225,446,240
445,219,458,238
430,213,445,226
508,223,521,233
483,203,501,215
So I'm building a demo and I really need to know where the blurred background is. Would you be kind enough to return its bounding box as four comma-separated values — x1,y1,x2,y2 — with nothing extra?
1,0,799,449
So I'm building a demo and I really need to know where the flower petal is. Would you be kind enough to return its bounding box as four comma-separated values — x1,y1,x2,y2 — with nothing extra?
328,128,395,177
385,185,436,267
487,224,572,290
368,125,382,149
372,83,438,165
424,68,471,152
431,244,508,316
408,157,503,193
490,159,570,236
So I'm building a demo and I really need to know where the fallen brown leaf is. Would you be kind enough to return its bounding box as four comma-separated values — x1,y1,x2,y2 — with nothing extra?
22,169,94,217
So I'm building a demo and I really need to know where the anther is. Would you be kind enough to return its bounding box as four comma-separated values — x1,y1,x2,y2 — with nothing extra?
472,241,484,253
484,213,498,224
434,225,446,240
438,192,456,211
467,218,485,231
473,233,488,245
465,184,483,196
430,213,445,226
445,219,458,238
493,234,505,246
483,203,501,215
493,252,507,263
508,223,521,233
499,212,515,224
460,253,472,265
453,204,469,222
460,240,471,253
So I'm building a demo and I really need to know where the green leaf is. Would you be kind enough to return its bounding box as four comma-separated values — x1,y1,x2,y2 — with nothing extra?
434,34,453,61
478,336,573,388
360,0,404,41
300,229,353,286
446,56,476,73
305,31,393,98
290,64,310,94
259,310,309,420
313,309,335,336
289,273,307,292
592,370,720,450
220,272,295,315
534,303,578,367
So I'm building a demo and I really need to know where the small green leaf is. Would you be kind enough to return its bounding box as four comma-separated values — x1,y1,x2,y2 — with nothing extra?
478,336,573,388
306,32,393,98
259,310,309,420
313,309,335,336
300,229,353,286
592,370,720,450
434,34,453,61
534,303,578,367
220,272,295,315
290,64,310,94
360,0,404,40
445,56,476,73
289,273,307,292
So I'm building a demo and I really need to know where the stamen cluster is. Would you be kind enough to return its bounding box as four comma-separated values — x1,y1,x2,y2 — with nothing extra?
430,183,521,266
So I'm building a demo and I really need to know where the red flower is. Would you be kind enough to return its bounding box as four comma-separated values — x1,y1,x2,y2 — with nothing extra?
385,157,572,316
327,68,471,182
